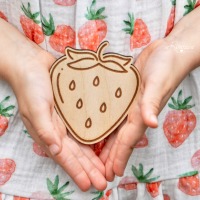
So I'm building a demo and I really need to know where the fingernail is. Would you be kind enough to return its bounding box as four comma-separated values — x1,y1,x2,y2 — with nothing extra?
150,114,158,125
49,144,60,156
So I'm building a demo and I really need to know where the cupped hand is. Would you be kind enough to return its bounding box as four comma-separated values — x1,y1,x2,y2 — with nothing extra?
100,38,194,181
9,45,107,191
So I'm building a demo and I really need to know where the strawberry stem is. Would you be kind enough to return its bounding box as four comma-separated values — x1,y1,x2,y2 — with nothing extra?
47,175,74,199
184,0,196,15
96,41,108,59
168,89,195,110
132,163,160,183
85,0,107,20
171,0,176,6
178,170,198,178
21,3,40,24
123,13,134,35
91,191,104,200
42,13,55,36
0,96,15,117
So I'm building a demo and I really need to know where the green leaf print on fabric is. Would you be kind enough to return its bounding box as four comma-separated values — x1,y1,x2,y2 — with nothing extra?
21,3,40,24
0,96,15,136
91,191,104,200
184,0,200,16
178,170,198,178
47,175,74,200
131,163,160,183
91,189,112,200
163,90,196,148
85,0,107,20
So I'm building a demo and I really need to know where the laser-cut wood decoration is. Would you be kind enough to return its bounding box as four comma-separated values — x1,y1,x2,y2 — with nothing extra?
50,41,140,144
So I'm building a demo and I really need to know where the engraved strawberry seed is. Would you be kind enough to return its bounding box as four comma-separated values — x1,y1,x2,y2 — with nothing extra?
76,98,83,109
85,118,92,128
69,80,76,90
93,76,100,86
115,87,122,98
100,102,107,113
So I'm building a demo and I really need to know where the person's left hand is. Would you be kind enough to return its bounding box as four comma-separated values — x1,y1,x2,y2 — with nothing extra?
99,37,197,181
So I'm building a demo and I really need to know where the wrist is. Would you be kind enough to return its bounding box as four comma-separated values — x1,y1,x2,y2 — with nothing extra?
164,7,200,72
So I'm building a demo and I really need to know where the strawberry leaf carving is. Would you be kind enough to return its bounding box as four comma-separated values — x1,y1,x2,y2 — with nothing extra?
103,53,133,67
67,58,98,70
66,42,129,72
66,47,98,61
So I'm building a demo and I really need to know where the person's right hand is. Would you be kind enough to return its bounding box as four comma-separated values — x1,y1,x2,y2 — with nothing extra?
0,19,107,191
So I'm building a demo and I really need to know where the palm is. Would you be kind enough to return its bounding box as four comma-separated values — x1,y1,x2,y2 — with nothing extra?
15,54,107,191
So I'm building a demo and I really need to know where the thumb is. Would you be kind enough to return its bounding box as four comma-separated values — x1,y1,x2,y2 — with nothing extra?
140,82,167,128
22,103,62,156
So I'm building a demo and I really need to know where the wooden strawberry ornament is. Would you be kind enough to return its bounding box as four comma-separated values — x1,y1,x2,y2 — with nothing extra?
0,96,15,136
50,41,140,144
163,90,196,148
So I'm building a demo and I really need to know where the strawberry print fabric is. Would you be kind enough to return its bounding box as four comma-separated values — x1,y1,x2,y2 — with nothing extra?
0,0,200,199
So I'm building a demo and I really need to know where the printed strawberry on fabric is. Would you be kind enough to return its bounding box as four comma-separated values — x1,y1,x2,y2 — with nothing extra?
165,0,176,36
0,96,15,136
0,11,8,21
42,13,75,53
178,171,200,196
20,3,44,44
163,90,196,148
23,130,48,157
0,159,16,186
53,0,76,6
78,0,107,51
123,13,151,50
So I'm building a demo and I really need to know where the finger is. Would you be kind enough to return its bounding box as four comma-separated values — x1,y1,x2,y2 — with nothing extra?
113,122,146,176
99,132,116,164
53,136,91,191
67,131,106,176
78,143,106,176
112,99,147,177
105,119,128,181
22,104,62,156
140,77,172,128
65,137,107,191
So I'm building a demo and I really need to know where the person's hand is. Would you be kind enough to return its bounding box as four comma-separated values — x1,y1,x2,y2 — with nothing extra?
100,38,198,181
100,7,200,181
0,19,107,191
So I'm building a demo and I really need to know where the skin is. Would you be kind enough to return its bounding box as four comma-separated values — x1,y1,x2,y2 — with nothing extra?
0,18,107,192
100,7,200,181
